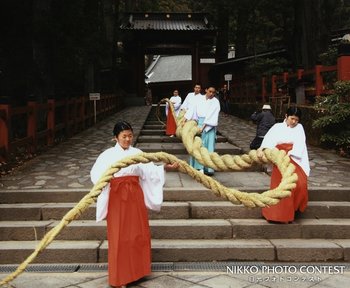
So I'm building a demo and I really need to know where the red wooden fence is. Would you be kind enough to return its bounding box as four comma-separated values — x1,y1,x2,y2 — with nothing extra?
228,54,350,105
0,94,118,161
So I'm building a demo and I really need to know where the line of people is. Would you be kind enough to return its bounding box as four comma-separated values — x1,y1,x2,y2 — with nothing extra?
165,83,220,176
90,86,310,287
167,89,310,225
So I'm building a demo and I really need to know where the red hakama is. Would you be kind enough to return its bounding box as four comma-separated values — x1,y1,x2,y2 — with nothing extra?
107,176,151,286
165,110,176,136
262,143,308,223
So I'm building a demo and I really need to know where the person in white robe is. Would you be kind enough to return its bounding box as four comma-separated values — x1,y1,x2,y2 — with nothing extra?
180,83,202,113
258,111,310,177
165,89,182,117
184,86,220,175
165,89,182,137
257,107,310,223
90,121,178,287
91,143,165,222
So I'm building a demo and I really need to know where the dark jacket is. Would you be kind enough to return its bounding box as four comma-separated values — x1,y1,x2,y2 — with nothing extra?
251,110,275,137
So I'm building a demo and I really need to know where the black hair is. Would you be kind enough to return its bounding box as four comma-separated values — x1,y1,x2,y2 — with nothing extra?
286,106,302,119
113,121,133,137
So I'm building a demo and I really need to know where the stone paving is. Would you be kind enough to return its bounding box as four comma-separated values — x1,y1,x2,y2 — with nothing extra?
1,107,349,190
1,105,350,287
0,106,150,190
1,264,350,287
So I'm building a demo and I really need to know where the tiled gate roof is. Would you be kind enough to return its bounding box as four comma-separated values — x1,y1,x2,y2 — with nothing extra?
120,12,215,31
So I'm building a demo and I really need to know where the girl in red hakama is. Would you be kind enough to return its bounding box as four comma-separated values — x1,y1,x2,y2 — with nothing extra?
165,110,176,136
257,107,310,223
91,121,178,287
165,90,182,137
261,143,308,223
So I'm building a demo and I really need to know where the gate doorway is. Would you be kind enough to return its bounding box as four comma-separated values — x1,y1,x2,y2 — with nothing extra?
119,12,217,104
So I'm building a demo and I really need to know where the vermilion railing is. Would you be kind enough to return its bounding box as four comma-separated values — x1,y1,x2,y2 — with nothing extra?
0,94,118,161
227,53,350,105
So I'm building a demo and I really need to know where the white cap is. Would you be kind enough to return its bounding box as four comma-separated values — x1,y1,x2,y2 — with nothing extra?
262,104,271,110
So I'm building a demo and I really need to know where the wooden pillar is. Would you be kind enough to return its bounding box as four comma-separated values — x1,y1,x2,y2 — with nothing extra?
137,43,145,103
271,75,277,98
0,104,10,159
64,98,71,137
315,65,324,96
337,55,350,81
261,76,266,103
80,96,85,130
192,41,200,84
297,68,304,80
27,101,38,153
47,99,55,146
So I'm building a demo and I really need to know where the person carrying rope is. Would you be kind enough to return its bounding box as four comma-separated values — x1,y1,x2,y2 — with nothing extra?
184,86,220,175
257,106,310,223
165,89,182,137
90,121,179,287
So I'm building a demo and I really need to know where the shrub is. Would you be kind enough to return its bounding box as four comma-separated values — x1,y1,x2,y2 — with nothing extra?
313,81,350,157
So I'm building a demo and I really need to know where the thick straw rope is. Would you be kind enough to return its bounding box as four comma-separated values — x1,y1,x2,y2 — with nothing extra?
0,102,297,286
159,98,288,172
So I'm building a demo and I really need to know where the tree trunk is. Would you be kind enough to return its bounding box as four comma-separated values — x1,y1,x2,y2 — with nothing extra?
293,0,323,69
235,2,251,58
215,2,229,62
31,0,54,102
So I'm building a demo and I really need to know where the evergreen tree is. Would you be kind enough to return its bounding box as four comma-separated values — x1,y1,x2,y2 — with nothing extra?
313,80,350,156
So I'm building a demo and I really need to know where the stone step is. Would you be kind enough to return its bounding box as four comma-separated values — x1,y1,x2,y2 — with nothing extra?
190,201,350,220
135,142,242,154
0,219,231,241
2,218,350,242
1,187,350,204
140,129,167,135
0,238,347,264
145,120,165,125
0,202,190,221
143,124,166,129
0,240,101,264
150,238,347,262
2,201,350,221
137,134,228,143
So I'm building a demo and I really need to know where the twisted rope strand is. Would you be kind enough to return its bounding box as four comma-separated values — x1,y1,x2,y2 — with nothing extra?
160,97,295,175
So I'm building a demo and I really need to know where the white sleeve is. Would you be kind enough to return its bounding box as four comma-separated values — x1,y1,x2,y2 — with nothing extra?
90,151,111,184
260,124,278,149
138,163,165,211
174,97,182,111
289,125,306,159
165,102,169,116
96,184,110,222
184,104,196,120
180,93,190,110
203,100,220,131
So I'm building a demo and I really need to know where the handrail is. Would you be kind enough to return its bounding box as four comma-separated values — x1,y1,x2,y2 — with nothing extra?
0,94,119,161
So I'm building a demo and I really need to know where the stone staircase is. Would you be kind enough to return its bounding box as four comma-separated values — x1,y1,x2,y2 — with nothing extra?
1,112,350,266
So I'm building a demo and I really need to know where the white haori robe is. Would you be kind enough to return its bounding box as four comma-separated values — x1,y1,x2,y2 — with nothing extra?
180,92,203,112
187,96,220,172
260,121,310,176
90,143,165,222
165,95,182,116
186,95,220,133
200,97,220,132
